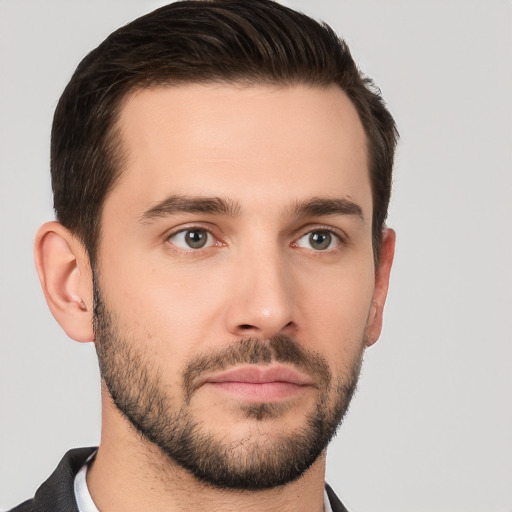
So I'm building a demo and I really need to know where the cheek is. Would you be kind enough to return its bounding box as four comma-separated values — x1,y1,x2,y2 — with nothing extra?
298,263,375,360
97,254,227,356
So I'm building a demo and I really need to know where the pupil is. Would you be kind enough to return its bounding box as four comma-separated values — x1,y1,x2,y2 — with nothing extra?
186,230,207,248
310,231,331,250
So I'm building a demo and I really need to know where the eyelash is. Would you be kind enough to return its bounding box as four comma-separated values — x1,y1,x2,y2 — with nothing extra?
292,228,343,252
164,225,346,253
166,225,221,252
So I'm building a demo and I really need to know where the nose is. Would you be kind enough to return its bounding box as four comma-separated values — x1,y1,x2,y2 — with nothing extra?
224,245,297,340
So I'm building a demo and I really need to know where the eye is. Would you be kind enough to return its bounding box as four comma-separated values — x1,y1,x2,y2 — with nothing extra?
295,230,340,251
167,228,215,249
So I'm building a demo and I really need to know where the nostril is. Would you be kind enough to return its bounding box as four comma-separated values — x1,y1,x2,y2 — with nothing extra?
239,324,255,330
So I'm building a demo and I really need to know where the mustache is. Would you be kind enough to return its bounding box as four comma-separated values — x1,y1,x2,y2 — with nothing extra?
182,335,332,401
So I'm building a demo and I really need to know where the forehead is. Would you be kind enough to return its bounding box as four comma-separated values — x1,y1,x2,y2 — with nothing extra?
107,83,371,220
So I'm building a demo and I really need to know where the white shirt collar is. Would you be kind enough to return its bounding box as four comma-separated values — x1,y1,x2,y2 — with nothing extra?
73,451,99,512
324,488,334,512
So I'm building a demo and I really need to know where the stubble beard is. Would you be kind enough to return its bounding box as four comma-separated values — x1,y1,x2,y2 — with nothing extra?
93,282,364,490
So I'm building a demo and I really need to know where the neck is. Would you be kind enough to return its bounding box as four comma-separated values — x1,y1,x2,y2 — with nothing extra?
86,392,327,512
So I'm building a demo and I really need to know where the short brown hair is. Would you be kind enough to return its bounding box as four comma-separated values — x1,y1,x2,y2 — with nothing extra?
51,0,398,263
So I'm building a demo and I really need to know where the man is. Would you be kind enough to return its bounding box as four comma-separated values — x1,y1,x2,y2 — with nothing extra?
10,1,397,511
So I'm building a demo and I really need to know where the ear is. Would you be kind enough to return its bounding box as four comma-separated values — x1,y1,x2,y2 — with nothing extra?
34,221,94,342
365,228,395,347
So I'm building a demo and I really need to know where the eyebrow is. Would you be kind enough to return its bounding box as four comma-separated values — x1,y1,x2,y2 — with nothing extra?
139,195,241,223
290,197,364,221
139,194,364,224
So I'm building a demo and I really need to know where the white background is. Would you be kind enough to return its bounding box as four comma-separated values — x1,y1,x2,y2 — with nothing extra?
0,1,511,511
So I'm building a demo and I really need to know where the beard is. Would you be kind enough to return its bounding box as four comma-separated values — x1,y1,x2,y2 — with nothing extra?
93,281,364,490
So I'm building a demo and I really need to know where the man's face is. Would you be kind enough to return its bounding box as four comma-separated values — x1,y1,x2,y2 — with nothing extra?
94,84,381,488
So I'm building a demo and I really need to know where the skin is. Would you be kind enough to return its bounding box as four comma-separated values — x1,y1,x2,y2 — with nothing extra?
35,83,395,512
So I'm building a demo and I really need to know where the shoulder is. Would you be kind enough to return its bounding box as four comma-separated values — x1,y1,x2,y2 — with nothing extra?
8,447,97,512
326,483,350,512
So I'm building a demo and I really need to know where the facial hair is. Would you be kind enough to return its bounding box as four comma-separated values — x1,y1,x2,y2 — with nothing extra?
93,281,364,490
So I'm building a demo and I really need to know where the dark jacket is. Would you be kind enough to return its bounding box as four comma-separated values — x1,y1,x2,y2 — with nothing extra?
10,448,348,512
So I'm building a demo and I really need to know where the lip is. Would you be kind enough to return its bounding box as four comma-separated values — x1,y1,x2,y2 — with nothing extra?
205,365,313,385
199,366,314,402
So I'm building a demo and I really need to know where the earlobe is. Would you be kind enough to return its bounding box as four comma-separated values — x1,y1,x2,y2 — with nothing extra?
365,228,395,347
34,222,94,343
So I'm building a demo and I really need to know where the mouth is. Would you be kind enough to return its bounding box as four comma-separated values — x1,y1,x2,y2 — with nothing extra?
199,365,314,402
